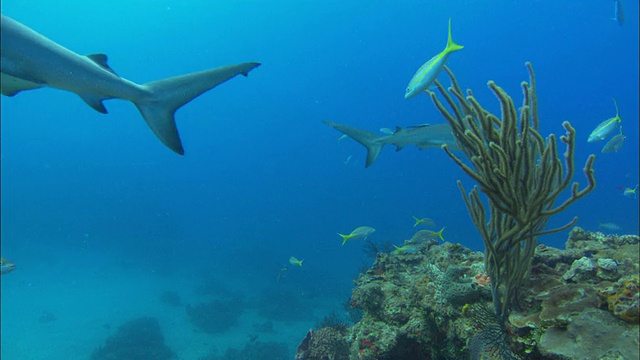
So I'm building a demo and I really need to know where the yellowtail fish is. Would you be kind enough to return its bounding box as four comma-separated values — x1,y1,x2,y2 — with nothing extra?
601,127,625,153
276,266,288,282
588,99,622,142
407,227,446,243
289,256,304,267
599,222,622,232
405,19,463,99
412,216,435,227
613,0,624,26
338,226,376,246
623,185,638,198
393,244,420,254
1,257,16,274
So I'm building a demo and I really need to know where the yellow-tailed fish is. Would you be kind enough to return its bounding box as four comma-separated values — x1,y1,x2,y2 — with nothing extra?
289,256,304,267
409,227,446,243
599,222,622,232
623,185,638,199
1,257,16,274
601,127,625,153
412,215,435,227
405,19,463,99
276,265,288,282
393,244,419,254
588,99,622,142
338,226,376,246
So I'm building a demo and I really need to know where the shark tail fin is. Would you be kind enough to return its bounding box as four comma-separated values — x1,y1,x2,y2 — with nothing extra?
322,120,385,168
135,62,261,154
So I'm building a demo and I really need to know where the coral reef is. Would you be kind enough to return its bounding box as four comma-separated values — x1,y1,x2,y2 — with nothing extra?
295,227,639,359
201,341,290,360
255,288,314,322
295,327,350,360
90,316,175,360
186,297,245,334
159,290,182,307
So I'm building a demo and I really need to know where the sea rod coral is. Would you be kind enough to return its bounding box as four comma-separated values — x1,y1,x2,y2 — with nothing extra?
427,63,596,322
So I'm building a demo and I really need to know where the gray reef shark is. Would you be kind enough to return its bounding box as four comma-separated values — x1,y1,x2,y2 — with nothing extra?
0,14,261,154
323,120,461,168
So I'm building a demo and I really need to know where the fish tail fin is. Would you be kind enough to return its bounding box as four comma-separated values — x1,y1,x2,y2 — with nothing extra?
339,233,350,246
612,98,621,120
412,216,421,227
445,19,464,54
323,121,385,167
437,227,446,242
299,260,304,267
135,62,261,154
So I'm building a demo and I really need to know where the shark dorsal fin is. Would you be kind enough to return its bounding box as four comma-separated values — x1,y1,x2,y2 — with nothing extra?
87,54,118,76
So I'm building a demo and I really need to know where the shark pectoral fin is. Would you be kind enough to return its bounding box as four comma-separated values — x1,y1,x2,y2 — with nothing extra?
1,72,45,96
135,102,184,155
79,93,108,114
1,75,42,96
86,54,118,76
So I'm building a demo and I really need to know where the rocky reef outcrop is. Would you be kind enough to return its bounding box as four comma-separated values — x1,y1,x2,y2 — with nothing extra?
295,227,639,359
90,316,175,360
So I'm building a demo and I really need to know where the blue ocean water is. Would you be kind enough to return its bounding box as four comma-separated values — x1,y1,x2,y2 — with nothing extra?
1,1,638,359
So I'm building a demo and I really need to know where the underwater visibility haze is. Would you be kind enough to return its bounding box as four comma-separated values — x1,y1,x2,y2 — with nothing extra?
1,1,638,359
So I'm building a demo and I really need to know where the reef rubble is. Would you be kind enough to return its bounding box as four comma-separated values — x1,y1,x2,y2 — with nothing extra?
295,227,639,360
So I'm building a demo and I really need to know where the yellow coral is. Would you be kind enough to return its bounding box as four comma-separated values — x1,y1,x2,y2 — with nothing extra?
598,276,639,324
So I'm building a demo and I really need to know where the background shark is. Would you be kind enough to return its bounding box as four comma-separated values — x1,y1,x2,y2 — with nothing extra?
323,120,461,167
0,14,260,154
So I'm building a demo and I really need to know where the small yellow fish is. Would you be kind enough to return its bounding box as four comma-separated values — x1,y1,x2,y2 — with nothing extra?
338,226,376,246
588,99,622,142
405,18,464,99
276,265,288,282
1,257,16,275
289,256,304,267
599,222,622,232
623,184,638,199
393,244,419,254
412,215,435,227
601,126,625,153
411,227,446,242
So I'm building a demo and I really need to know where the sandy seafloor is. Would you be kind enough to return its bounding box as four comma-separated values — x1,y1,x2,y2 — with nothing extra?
1,241,330,360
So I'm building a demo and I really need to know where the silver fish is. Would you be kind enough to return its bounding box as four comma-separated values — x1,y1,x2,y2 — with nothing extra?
601,127,625,153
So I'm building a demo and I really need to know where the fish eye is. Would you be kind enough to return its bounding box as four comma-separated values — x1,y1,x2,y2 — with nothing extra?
405,87,410,93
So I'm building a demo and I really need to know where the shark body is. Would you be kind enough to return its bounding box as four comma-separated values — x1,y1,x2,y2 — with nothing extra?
0,14,260,154
323,120,460,168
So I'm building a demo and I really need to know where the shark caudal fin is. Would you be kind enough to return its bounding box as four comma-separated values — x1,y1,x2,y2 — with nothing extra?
135,62,261,154
323,120,385,168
